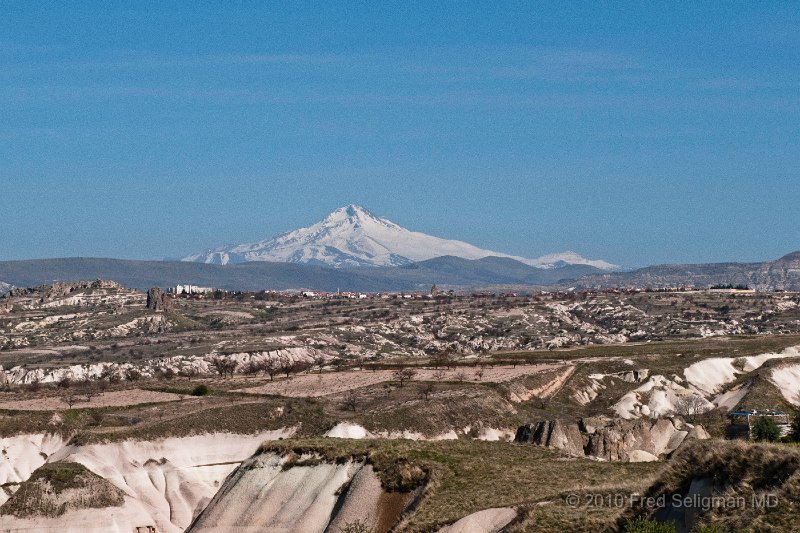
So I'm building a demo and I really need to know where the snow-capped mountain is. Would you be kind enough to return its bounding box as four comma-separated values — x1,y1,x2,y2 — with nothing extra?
183,205,616,270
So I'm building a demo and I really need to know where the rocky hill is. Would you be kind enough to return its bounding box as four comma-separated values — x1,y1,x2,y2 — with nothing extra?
573,251,800,291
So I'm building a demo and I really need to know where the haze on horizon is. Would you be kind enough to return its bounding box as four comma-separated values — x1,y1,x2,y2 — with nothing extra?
1,3,798,268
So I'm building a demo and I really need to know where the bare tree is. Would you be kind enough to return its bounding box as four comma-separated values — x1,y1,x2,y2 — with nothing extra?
156,367,176,381
732,357,748,372
243,360,262,377
431,350,454,369
124,367,142,382
294,361,312,374
210,356,238,379
209,356,227,378
393,367,417,388
178,366,199,381
454,370,467,383
675,393,708,422
474,365,485,381
432,369,447,382
100,366,120,384
61,394,80,409
278,357,297,378
342,389,359,412
314,354,327,374
76,379,96,402
26,378,41,393
418,382,435,401
263,358,278,381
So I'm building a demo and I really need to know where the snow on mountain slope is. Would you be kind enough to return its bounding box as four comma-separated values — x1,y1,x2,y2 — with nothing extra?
183,205,615,269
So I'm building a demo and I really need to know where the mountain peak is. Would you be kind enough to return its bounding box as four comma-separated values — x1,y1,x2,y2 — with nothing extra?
183,205,616,270
324,204,379,223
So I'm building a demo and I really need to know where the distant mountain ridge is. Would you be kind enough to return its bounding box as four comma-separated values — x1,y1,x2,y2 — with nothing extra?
1,252,799,293
0,256,599,293
574,251,800,292
183,204,616,270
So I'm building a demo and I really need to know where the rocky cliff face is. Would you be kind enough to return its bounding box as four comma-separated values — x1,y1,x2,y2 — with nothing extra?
515,417,709,461
515,420,586,456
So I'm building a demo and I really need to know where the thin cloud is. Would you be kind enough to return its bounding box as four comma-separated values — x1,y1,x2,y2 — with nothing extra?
0,50,356,73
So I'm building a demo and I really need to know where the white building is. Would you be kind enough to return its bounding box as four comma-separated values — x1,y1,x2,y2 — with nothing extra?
170,284,215,295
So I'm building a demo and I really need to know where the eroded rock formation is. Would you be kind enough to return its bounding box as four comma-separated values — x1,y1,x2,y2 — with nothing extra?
146,286,173,311
515,416,708,461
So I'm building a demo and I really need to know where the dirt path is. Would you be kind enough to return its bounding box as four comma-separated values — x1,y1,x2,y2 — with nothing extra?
531,365,576,400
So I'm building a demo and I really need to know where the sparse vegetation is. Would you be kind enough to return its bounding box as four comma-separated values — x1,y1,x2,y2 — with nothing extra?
623,517,676,533
0,462,125,518
340,520,371,533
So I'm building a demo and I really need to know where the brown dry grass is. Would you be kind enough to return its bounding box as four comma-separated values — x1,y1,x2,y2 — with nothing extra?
0,388,189,411
235,364,560,397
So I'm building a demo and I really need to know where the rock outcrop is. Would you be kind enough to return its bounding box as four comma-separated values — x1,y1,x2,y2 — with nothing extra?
146,286,173,311
514,420,585,456
515,416,708,461
4,280,123,301
188,454,415,533
0,431,290,533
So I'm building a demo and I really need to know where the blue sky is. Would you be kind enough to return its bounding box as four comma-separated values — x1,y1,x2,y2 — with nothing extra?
1,2,798,267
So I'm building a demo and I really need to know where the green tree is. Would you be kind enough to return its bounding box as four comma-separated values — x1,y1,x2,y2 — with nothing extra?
791,410,800,442
751,416,781,442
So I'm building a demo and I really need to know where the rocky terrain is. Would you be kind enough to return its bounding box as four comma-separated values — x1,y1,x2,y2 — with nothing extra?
2,281,799,386
0,280,799,531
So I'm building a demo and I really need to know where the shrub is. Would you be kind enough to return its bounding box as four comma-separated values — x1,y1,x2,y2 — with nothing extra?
191,384,210,396
340,520,371,533
694,524,727,533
